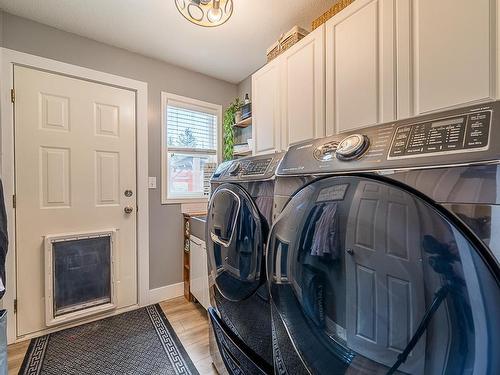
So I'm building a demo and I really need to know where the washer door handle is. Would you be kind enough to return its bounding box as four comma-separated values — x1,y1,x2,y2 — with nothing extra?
210,232,231,248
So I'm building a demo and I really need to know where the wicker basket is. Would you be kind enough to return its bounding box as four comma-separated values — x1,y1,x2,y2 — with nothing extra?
312,0,356,30
266,41,281,62
266,26,309,62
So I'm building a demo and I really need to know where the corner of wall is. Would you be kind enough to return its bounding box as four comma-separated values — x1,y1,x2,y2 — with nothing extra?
237,75,252,102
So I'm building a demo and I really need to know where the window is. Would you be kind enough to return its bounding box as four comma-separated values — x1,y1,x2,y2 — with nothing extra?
161,92,221,204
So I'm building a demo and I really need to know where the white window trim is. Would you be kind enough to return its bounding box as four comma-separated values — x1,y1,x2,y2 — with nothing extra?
161,92,222,205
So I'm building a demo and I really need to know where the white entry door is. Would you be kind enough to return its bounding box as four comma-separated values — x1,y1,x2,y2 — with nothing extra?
14,66,137,336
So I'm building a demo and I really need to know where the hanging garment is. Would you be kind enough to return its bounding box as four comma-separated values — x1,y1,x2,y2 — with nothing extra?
0,180,7,299
310,202,340,259
0,179,7,375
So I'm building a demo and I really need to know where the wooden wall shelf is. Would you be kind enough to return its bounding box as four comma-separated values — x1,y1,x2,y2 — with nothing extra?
234,116,252,128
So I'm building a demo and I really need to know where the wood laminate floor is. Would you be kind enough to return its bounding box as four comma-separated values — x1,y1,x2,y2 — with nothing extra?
7,297,217,375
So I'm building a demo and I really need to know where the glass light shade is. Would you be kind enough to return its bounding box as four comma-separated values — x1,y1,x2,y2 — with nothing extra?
175,0,233,27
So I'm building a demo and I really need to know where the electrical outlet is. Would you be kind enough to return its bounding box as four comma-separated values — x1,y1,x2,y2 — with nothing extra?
148,177,157,189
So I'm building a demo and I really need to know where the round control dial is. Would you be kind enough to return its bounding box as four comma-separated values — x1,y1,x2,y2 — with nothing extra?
336,134,370,161
228,162,242,175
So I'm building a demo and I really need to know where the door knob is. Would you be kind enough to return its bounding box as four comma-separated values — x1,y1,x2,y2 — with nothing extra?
124,206,134,214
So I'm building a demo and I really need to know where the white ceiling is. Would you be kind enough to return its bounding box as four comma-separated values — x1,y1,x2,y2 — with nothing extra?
0,0,338,83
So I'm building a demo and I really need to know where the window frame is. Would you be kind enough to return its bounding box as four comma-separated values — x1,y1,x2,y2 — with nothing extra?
161,92,222,204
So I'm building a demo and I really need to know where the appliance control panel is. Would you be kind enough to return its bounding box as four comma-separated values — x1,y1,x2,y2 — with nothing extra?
211,153,283,182
241,158,273,176
388,111,491,159
278,101,500,176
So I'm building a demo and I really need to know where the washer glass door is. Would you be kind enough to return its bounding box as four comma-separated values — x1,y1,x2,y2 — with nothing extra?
268,176,500,375
207,183,264,301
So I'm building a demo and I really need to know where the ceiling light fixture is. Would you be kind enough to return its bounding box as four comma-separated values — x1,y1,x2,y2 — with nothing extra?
175,0,233,27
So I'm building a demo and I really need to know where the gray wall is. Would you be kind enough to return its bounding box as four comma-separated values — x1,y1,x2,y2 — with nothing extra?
0,12,238,290
237,76,252,102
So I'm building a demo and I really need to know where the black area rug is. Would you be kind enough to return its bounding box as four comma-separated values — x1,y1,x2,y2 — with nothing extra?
19,304,199,375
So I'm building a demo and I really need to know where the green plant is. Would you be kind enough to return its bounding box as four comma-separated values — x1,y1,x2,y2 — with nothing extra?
223,97,241,160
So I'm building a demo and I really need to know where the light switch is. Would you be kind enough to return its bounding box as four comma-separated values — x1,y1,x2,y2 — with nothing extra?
148,177,157,189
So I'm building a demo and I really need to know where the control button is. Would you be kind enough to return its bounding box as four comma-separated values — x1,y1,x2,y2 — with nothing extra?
336,134,370,161
228,162,242,176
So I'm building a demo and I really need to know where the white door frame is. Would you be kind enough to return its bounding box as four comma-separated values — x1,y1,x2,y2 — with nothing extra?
0,48,150,343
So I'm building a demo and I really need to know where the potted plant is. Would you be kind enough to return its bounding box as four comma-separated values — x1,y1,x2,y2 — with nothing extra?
223,97,241,160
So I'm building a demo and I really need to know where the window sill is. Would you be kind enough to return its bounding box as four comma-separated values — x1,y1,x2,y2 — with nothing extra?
161,198,209,205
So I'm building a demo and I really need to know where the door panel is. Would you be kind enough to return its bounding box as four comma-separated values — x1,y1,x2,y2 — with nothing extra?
326,0,396,134
206,183,264,301
415,0,493,114
252,62,281,155
268,176,500,375
15,66,137,336
281,25,325,147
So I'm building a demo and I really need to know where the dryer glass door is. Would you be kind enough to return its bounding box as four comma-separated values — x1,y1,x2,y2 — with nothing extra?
268,176,500,375
207,183,264,301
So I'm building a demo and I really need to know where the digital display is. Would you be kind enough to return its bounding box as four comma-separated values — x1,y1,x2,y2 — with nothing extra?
431,117,464,128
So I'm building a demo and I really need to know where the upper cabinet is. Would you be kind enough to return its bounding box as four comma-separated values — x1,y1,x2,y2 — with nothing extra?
252,0,499,152
281,26,326,149
326,0,396,134
252,25,326,155
252,59,282,155
397,0,496,117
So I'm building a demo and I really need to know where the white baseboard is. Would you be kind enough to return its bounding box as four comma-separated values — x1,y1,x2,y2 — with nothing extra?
149,282,184,305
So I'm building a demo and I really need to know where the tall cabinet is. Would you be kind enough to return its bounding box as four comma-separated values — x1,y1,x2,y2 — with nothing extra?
252,25,326,155
252,61,282,155
281,25,325,148
326,0,396,135
396,0,496,118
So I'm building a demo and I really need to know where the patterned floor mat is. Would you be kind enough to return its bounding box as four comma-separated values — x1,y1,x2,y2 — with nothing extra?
19,304,199,375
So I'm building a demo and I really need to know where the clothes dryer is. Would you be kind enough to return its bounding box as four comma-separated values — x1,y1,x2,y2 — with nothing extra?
268,102,500,375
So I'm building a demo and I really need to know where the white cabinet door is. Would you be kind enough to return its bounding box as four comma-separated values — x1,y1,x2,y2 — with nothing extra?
190,236,210,310
281,25,326,148
397,0,496,117
252,60,282,155
326,0,396,134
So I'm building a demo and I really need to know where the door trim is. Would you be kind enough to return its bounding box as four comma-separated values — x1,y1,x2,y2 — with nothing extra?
0,48,150,343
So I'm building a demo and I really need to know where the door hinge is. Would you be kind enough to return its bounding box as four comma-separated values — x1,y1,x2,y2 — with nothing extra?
12,195,16,209
14,299,17,314
10,88,15,104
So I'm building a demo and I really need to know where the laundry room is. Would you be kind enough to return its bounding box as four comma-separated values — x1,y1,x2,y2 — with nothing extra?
0,0,499,374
